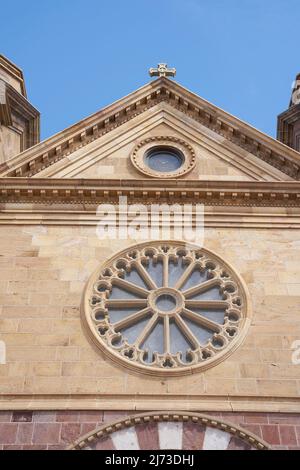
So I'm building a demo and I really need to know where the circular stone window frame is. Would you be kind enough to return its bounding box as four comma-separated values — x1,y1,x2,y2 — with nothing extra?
131,136,196,178
81,241,252,377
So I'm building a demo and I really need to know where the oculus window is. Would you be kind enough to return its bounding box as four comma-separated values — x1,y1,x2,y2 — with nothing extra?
144,146,184,173
131,137,196,178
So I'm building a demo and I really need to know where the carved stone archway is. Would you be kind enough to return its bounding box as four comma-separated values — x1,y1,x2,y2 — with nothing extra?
69,412,269,451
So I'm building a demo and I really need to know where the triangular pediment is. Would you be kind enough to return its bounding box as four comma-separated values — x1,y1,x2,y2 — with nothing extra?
33,104,288,181
1,77,300,181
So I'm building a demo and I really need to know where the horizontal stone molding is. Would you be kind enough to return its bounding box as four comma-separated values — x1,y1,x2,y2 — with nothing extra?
0,395,300,413
0,178,300,207
0,210,300,228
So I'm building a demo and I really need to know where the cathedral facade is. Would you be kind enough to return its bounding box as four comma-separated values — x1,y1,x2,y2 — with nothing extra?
0,55,299,450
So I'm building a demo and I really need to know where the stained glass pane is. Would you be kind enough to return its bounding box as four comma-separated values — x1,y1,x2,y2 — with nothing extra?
144,147,183,173
180,268,208,291
124,269,148,289
188,286,223,300
169,319,193,356
182,316,214,345
142,319,164,357
189,308,226,325
119,316,150,344
168,258,187,287
109,307,141,323
110,285,144,299
147,259,163,287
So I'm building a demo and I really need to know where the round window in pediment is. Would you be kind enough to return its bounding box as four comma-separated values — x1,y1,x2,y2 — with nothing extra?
131,137,196,178
144,146,184,173
82,241,251,376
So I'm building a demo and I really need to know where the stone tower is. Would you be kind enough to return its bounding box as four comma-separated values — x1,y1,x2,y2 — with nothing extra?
277,72,300,152
0,55,40,164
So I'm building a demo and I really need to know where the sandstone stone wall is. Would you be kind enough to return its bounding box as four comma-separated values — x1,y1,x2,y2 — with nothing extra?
0,224,299,399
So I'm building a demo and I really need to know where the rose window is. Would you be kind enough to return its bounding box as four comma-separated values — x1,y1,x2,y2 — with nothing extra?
82,241,250,376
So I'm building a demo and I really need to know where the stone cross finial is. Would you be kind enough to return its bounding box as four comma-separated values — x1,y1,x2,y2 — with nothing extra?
149,63,176,78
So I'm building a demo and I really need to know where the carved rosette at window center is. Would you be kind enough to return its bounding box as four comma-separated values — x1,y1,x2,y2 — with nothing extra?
82,242,251,376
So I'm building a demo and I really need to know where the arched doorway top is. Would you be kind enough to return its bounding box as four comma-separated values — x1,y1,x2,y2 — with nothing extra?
68,411,269,451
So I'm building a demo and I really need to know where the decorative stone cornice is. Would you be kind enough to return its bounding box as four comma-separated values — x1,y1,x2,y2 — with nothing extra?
0,87,164,177
277,103,300,152
0,54,27,97
1,78,300,179
0,80,40,150
0,178,300,207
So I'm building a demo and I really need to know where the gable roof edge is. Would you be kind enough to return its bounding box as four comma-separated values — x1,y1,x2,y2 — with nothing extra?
1,77,300,180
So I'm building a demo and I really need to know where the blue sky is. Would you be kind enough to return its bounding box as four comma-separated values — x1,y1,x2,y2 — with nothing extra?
1,0,299,140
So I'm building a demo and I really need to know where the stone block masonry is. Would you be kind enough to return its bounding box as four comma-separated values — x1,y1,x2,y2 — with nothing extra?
0,411,299,450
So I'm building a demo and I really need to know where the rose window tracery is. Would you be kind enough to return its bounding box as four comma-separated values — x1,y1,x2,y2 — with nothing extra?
82,241,250,376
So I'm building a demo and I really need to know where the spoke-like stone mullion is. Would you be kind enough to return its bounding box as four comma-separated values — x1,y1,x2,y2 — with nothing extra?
134,261,157,290
113,307,151,331
163,255,169,287
163,316,171,353
185,300,228,309
182,308,221,333
183,279,219,299
113,278,149,298
134,313,158,348
174,313,201,350
174,261,196,290
106,299,148,308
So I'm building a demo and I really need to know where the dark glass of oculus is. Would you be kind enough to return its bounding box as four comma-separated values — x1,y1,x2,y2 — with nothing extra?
144,146,184,173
